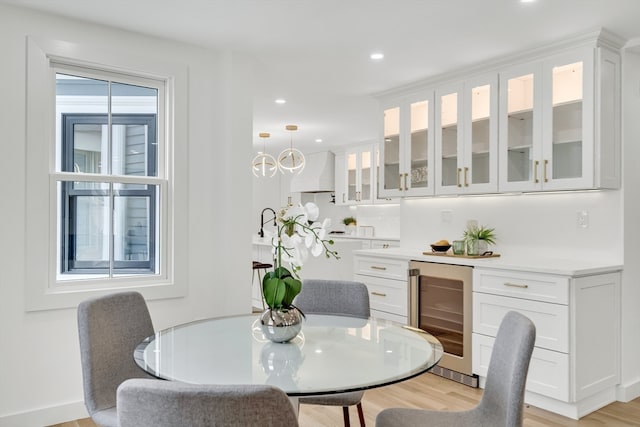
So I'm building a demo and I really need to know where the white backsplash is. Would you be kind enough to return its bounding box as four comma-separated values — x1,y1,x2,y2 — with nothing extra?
400,190,623,261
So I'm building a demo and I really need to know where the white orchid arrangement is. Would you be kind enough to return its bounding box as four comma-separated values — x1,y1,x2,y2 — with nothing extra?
262,202,339,310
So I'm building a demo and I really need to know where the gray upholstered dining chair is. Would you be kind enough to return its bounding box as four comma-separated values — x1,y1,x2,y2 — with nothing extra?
376,310,536,427
293,279,370,427
117,378,299,427
77,291,155,427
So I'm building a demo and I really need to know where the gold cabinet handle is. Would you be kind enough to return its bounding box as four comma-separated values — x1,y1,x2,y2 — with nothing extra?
533,160,540,184
370,266,387,271
371,291,387,297
404,173,409,191
456,167,462,187
464,166,469,187
544,159,549,183
504,282,529,289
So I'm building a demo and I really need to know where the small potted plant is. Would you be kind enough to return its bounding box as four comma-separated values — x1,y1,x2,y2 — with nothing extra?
463,224,496,256
342,216,357,235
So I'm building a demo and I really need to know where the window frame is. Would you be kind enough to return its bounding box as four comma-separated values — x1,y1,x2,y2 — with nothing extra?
25,36,187,311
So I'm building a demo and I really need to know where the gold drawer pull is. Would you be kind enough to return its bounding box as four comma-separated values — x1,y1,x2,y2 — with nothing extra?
371,291,387,297
504,282,529,289
370,266,387,271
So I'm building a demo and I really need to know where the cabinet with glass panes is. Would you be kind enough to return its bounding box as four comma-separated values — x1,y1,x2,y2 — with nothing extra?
499,42,620,192
379,91,435,198
435,74,498,195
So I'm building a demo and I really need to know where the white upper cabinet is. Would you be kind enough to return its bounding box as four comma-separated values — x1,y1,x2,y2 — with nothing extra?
344,144,376,204
499,43,620,192
435,74,498,194
377,30,621,198
379,91,435,198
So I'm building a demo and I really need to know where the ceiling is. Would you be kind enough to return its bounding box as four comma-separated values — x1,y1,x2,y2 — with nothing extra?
4,0,640,153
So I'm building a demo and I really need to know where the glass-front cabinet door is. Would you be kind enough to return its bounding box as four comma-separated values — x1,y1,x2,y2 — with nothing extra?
541,48,594,190
381,106,401,195
464,75,498,193
435,85,463,193
345,144,374,204
499,48,595,192
498,62,543,192
435,76,497,195
379,93,434,198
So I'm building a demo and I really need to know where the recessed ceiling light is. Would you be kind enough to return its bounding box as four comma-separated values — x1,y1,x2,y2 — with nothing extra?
370,52,384,61
521,0,536,3
275,99,286,104
315,138,323,143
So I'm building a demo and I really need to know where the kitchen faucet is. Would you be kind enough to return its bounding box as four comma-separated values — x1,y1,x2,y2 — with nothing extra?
259,207,277,238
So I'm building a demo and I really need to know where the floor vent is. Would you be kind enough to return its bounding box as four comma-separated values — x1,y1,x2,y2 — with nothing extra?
429,365,479,388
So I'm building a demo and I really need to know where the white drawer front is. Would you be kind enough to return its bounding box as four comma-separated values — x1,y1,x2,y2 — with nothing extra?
354,256,407,280
473,293,569,353
473,333,569,401
474,268,569,304
356,274,407,317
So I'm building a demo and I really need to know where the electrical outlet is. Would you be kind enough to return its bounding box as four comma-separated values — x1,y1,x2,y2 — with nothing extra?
441,209,453,223
577,210,589,228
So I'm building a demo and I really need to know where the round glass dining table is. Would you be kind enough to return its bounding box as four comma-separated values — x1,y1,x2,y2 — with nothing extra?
134,314,443,397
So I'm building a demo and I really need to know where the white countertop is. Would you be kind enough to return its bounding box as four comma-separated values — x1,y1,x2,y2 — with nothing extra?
327,234,400,241
354,247,622,277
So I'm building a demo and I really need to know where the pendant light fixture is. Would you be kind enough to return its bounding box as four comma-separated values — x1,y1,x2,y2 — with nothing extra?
252,132,278,178
278,124,305,174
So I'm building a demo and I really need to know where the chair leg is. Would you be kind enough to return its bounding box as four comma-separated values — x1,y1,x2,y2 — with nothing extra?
356,402,365,427
342,406,351,427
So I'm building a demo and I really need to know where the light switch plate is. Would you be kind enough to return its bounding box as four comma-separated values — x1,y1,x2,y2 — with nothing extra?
577,210,589,228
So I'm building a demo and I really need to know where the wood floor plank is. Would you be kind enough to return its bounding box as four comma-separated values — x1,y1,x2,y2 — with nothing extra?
50,373,640,426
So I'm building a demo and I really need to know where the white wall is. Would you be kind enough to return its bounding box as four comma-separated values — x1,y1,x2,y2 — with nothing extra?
620,46,640,401
0,4,253,426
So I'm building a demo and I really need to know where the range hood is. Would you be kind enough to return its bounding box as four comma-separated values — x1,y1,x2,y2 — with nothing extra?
290,151,335,193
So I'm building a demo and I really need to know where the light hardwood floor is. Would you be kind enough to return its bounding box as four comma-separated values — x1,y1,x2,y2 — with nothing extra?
51,373,640,427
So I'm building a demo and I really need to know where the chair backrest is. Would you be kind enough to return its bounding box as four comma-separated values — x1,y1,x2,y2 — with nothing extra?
117,379,299,427
294,279,370,318
479,311,536,427
77,291,155,419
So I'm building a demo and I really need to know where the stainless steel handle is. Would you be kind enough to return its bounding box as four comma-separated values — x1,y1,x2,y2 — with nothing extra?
533,160,540,184
408,271,418,327
371,291,387,297
370,266,387,271
504,282,529,289
342,193,345,203
464,167,469,187
457,167,462,187
404,173,409,191
398,174,403,191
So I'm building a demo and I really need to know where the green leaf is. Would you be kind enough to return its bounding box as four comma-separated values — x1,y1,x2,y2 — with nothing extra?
262,276,286,308
281,276,302,307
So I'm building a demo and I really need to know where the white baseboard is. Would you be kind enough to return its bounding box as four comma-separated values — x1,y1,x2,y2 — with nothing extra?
0,401,87,427
617,378,640,402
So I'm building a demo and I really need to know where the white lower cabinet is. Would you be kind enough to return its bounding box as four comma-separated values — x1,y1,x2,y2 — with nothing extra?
472,267,621,419
353,254,408,324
